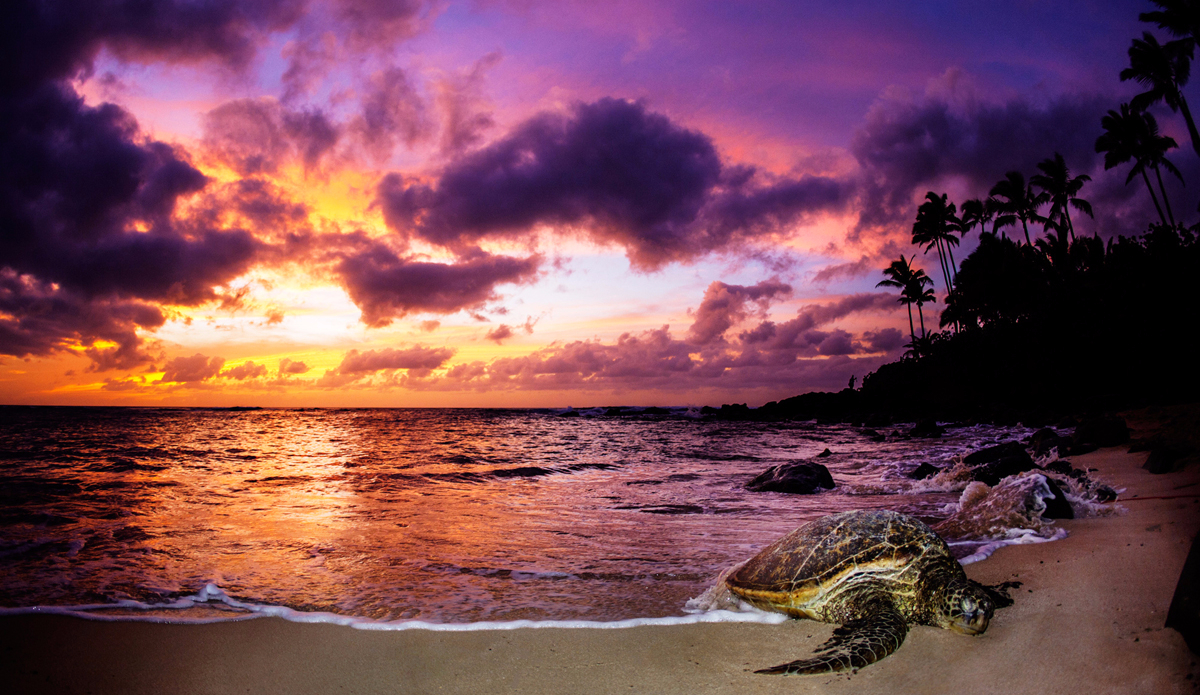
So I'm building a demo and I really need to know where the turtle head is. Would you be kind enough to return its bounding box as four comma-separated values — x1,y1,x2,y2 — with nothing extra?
936,578,994,635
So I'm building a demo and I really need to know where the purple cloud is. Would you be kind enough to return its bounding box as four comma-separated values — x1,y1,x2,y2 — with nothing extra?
222,361,269,380
687,279,792,346
377,98,851,269
335,242,541,326
160,353,225,383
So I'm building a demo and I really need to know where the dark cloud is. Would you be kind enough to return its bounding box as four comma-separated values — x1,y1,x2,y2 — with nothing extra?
160,353,225,383
335,242,541,326
377,98,851,269
0,269,164,368
849,72,1123,237
0,3,293,369
3,1,307,91
0,85,260,367
686,279,791,346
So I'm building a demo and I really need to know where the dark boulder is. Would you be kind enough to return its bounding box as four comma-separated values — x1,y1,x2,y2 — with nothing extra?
816,448,833,458
907,463,941,480
1166,532,1200,654
1072,415,1130,448
970,455,1040,486
908,419,945,438
1028,428,1072,457
746,462,835,494
1040,477,1074,519
1144,447,1186,474
964,441,1029,466
1043,459,1087,481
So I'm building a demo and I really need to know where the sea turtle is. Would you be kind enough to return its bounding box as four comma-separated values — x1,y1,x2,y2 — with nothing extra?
726,509,997,675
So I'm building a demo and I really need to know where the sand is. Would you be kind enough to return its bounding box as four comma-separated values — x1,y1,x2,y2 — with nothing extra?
3,411,1198,695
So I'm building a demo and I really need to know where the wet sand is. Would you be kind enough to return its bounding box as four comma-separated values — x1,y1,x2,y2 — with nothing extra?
3,411,1198,694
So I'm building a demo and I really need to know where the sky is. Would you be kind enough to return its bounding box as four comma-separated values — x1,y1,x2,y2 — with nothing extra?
1,0,1193,407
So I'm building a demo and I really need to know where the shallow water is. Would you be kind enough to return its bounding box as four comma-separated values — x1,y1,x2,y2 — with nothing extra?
0,406,1052,625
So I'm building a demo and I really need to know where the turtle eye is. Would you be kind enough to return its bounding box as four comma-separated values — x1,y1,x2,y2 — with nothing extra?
961,597,976,613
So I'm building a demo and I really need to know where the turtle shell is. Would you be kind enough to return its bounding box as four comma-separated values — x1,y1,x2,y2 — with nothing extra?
726,510,952,617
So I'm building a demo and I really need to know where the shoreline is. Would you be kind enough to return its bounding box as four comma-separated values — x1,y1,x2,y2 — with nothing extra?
3,419,1198,693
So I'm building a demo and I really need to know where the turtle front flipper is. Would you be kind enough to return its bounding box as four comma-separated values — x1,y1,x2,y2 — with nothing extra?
755,607,909,675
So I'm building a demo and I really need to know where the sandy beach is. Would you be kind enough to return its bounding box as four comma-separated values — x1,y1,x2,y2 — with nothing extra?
3,409,1198,695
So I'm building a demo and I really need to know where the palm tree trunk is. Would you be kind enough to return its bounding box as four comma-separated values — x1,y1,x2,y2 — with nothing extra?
1020,217,1031,245
917,303,926,339
1064,208,1076,243
1141,169,1168,226
1179,96,1200,159
946,244,958,285
1152,164,1176,227
906,304,915,350
934,239,952,295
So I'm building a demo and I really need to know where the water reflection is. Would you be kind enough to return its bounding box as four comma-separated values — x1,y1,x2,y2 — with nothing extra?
0,407,1031,621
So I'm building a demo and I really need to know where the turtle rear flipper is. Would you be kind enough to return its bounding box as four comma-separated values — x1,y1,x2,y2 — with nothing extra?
755,608,909,675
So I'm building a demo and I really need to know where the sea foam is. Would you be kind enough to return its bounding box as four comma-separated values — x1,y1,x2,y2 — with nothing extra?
0,583,789,631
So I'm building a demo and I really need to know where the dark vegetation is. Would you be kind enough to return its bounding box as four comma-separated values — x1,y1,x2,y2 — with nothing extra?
742,1,1200,426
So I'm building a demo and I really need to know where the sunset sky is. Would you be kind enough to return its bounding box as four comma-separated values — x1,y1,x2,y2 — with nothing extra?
1,0,1192,407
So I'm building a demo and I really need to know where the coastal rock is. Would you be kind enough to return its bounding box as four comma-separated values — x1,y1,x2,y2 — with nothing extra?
1040,477,1074,519
908,419,945,438
816,448,833,458
932,473,1064,540
969,455,1040,486
746,461,835,494
1028,428,1072,457
1072,415,1130,448
963,441,1028,466
1144,447,1186,474
907,463,941,480
1166,531,1200,654
962,442,1039,486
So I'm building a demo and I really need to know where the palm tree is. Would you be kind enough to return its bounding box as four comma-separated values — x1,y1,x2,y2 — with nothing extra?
1122,32,1200,158
1031,153,1093,243
989,171,1047,245
1095,104,1183,227
908,268,936,340
1140,1,1200,50
959,198,994,237
877,255,919,349
911,191,962,294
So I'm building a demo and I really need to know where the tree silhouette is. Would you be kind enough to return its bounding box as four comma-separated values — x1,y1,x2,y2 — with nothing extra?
1122,32,1200,158
1096,104,1183,227
959,198,994,237
1140,1,1200,51
911,191,962,295
877,255,920,350
989,171,1047,245
909,268,936,341
1031,153,1093,243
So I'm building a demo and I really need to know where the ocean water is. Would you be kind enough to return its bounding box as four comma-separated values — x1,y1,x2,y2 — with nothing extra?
0,406,1099,628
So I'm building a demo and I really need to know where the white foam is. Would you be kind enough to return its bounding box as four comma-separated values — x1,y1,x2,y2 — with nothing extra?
951,526,1069,565
0,582,788,631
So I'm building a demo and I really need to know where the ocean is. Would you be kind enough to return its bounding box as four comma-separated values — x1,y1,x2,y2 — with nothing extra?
0,406,1103,630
